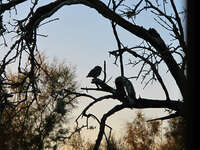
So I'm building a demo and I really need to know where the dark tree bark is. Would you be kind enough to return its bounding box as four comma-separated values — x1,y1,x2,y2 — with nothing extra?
185,0,196,149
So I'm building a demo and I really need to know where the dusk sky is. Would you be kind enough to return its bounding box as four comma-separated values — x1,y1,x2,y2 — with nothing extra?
4,0,186,141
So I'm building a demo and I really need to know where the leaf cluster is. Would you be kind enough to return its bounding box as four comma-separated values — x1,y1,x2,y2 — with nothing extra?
0,56,78,150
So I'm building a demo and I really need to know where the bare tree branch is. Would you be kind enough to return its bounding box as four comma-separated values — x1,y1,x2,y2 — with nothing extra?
0,0,28,14
0,1,188,149
94,104,126,150
85,0,186,97
109,47,170,100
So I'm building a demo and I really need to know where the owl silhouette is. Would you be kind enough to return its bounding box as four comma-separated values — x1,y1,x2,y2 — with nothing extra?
86,66,102,78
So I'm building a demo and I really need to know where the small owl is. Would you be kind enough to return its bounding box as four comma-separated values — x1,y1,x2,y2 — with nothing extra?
86,66,102,78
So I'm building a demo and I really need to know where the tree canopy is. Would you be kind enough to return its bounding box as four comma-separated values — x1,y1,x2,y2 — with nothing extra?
0,55,78,149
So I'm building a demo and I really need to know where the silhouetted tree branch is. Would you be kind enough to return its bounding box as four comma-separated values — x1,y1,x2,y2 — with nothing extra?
0,0,188,149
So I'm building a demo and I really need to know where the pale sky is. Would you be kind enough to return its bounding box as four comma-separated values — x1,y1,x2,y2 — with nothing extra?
3,0,185,142
36,1,184,141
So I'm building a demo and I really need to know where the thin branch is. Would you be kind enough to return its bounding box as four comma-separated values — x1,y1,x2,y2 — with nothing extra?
0,0,27,14
111,0,124,77
85,0,186,97
94,104,126,150
147,112,180,122
103,60,107,82
169,0,186,53
110,47,170,100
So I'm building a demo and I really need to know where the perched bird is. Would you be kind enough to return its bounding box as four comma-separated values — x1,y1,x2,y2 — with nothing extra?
86,66,102,78
115,76,127,99
123,77,136,100
123,77,136,105
115,76,136,105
